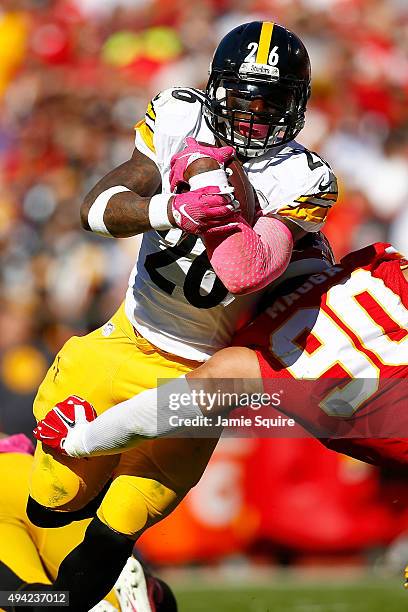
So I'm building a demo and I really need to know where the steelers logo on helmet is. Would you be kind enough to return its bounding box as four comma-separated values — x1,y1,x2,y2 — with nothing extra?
204,22,311,158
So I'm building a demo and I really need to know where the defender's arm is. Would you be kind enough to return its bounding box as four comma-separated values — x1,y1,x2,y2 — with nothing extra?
34,347,261,457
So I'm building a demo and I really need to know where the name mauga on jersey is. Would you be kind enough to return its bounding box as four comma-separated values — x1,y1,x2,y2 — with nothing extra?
232,243,408,461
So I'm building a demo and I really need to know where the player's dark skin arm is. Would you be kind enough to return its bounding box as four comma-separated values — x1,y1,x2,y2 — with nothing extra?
80,148,168,238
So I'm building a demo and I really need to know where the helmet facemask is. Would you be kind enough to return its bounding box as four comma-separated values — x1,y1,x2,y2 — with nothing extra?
205,76,309,158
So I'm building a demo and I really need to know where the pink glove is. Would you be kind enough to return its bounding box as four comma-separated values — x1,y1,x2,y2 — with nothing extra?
171,186,239,234
170,137,235,192
33,395,96,455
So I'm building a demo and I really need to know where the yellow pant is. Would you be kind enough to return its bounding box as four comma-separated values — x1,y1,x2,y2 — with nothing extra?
30,304,218,537
0,452,119,611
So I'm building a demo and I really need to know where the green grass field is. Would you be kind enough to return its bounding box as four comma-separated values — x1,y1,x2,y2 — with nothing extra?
174,580,407,612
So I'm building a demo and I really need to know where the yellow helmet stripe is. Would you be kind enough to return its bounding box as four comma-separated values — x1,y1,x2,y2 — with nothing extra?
256,21,274,64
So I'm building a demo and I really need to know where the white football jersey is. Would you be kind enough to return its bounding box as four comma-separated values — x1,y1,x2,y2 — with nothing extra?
125,88,338,361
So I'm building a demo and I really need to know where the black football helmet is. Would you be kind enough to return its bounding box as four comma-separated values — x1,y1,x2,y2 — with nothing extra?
205,21,311,157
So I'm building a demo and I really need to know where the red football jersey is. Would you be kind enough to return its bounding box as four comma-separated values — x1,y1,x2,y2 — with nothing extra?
233,243,408,471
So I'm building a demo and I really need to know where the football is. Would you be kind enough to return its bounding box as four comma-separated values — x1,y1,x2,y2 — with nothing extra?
184,146,256,225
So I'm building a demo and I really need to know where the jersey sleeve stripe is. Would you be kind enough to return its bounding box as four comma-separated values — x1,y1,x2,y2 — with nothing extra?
278,203,329,225
147,100,156,118
296,192,337,203
134,100,156,131
134,119,155,153
146,101,156,123
144,116,155,132
295,197,333,208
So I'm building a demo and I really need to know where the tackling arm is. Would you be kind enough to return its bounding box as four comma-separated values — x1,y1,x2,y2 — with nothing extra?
34,347,261,457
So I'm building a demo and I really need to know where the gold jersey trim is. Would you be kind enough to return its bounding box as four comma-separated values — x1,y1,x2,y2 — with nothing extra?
134,119,155,153
279,202,329,225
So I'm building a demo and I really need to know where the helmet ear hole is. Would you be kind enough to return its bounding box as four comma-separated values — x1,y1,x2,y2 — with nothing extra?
205,21,311,156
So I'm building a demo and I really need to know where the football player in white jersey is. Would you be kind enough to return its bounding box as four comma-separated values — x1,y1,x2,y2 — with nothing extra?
26,22,338,612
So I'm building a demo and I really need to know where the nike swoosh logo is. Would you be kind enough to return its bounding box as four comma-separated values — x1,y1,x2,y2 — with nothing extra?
54,407,75,428
319,179,333,191
179,204,199,225
319,172,338,192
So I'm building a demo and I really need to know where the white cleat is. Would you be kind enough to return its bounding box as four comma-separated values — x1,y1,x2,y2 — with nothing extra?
88,601,117,612
114,556,154,612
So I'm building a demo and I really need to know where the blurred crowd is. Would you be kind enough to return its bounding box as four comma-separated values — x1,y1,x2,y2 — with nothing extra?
0,0,408,434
